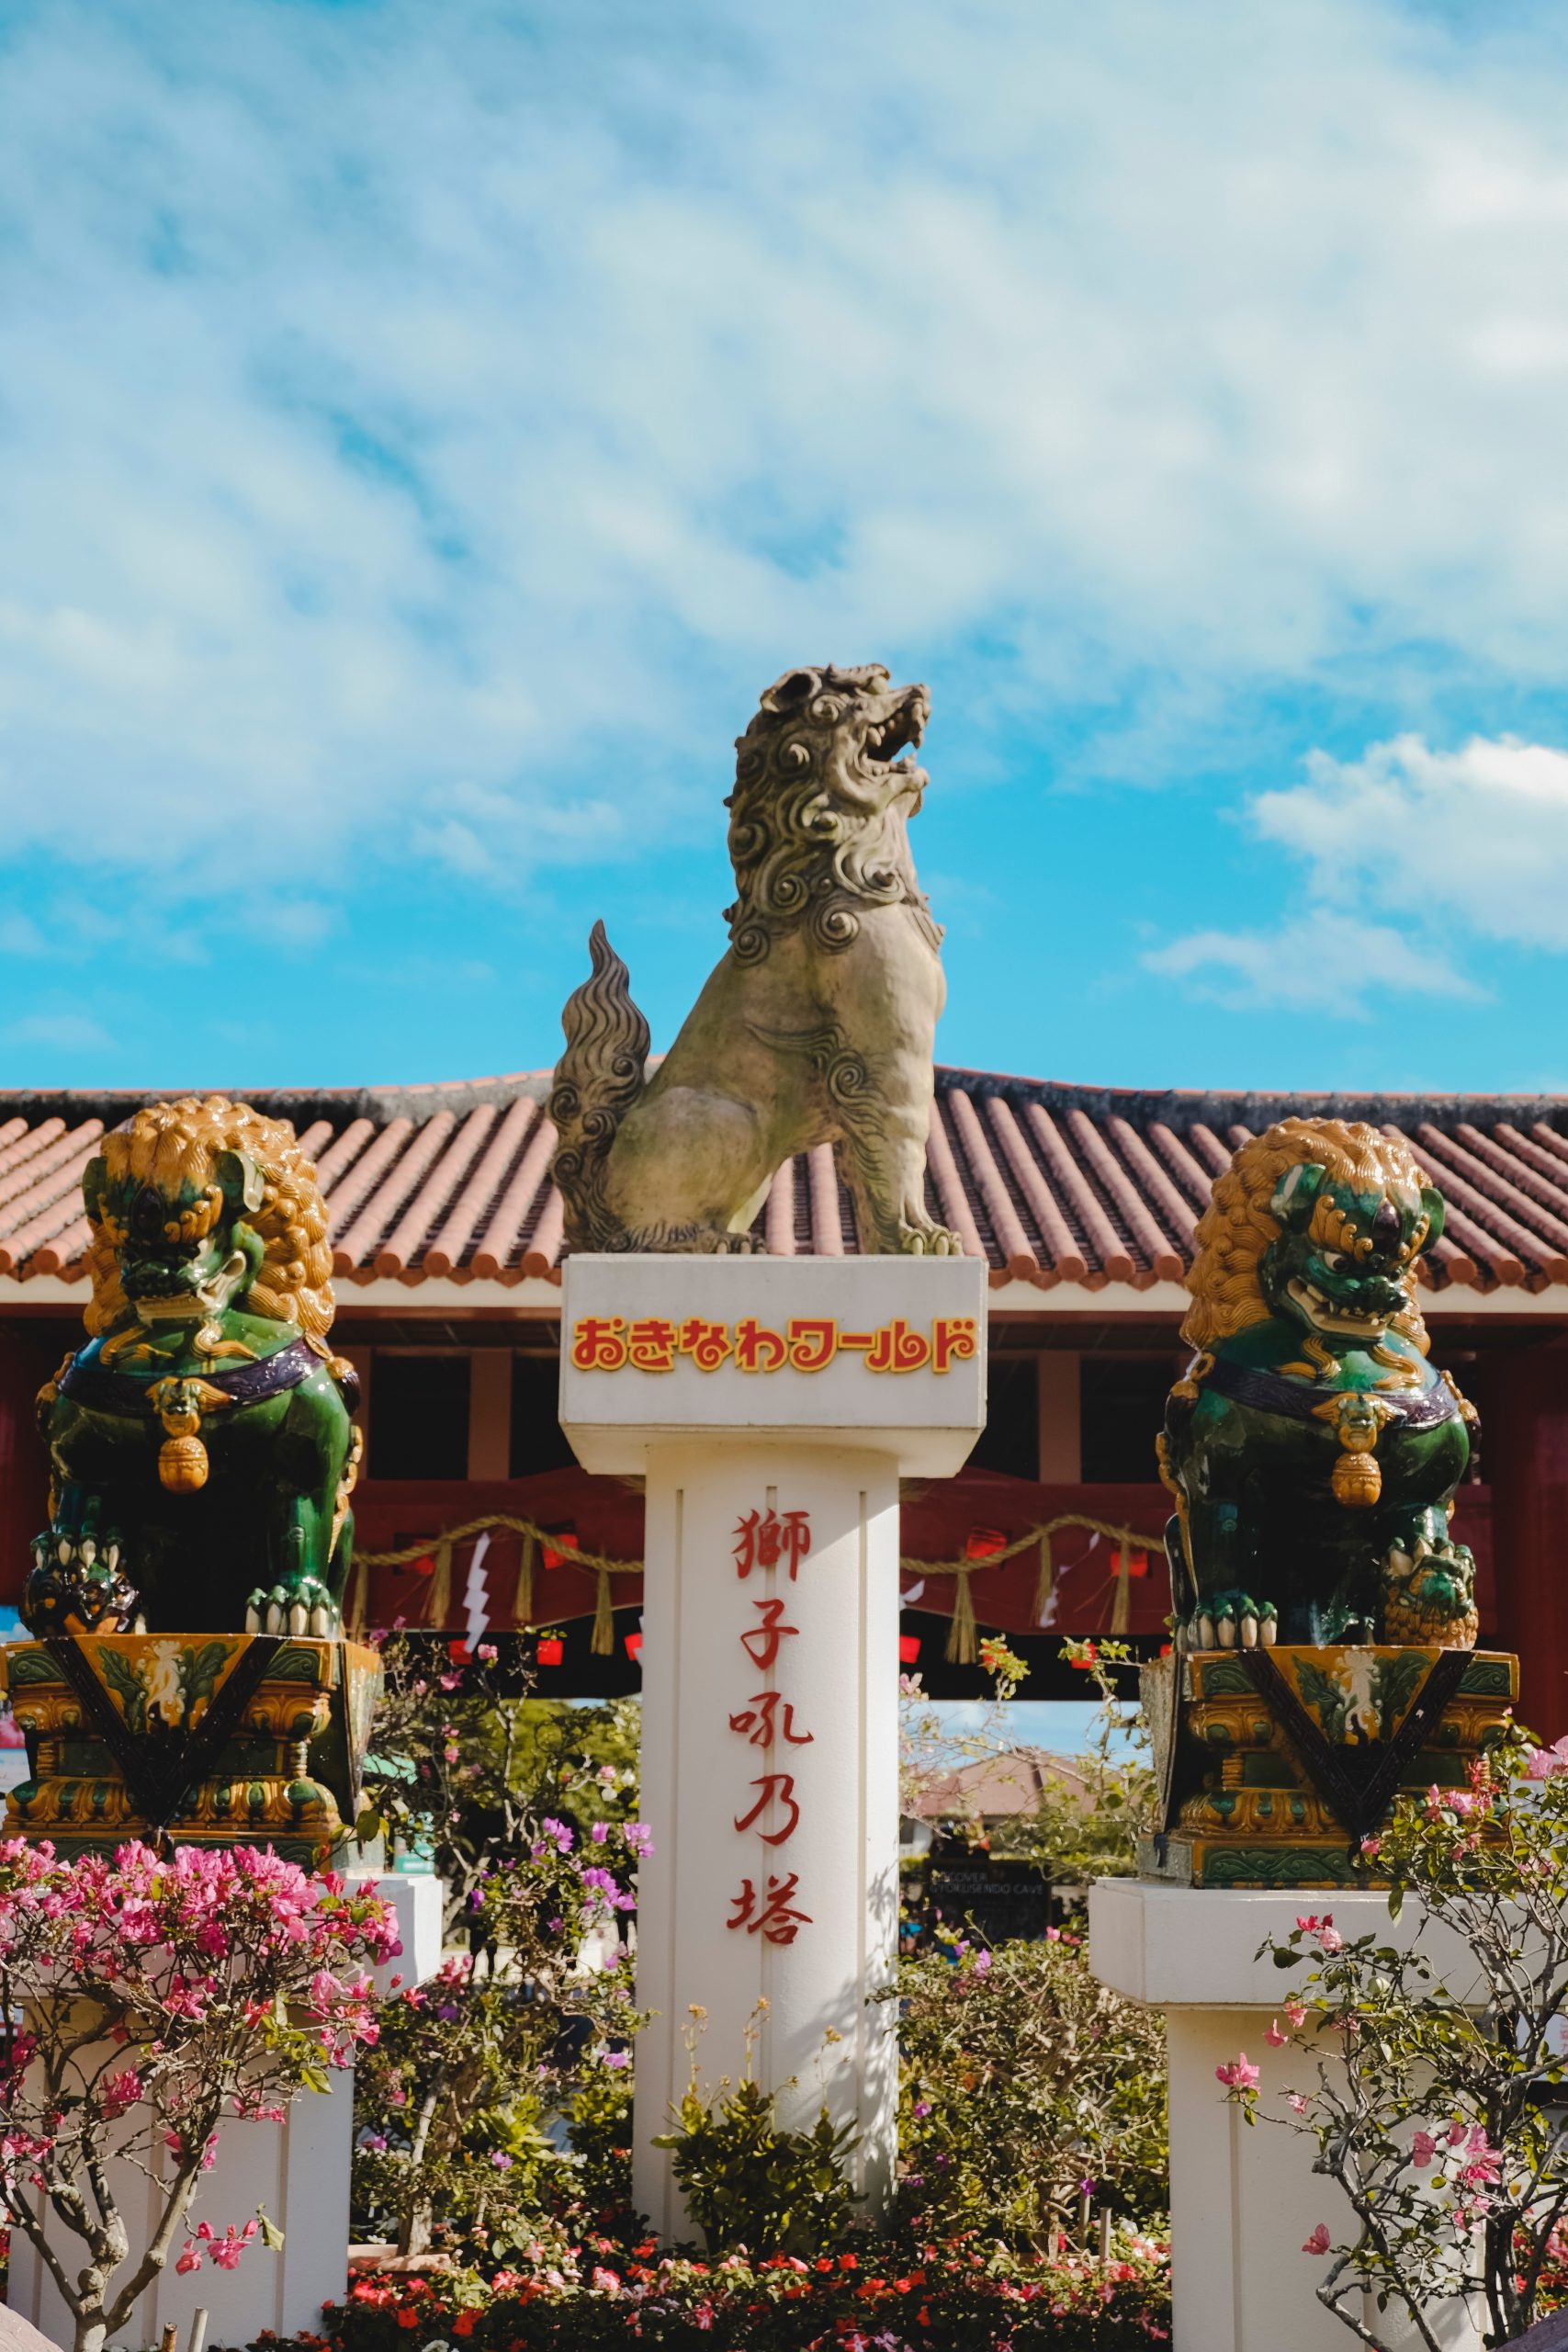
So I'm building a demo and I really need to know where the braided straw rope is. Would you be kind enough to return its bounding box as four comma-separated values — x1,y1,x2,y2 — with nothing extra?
352,1510,1166,1663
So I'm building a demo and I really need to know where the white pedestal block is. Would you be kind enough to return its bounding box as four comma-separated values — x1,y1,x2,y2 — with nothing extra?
7,1869,445,2348
362,1867,446,1992
8,2052,355,2352
559,1254,987,2243
1090,1879,1483,2352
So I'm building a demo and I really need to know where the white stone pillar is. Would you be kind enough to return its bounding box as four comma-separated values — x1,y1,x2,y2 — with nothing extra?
559,1254,986,2242
1090,1879,1483,2352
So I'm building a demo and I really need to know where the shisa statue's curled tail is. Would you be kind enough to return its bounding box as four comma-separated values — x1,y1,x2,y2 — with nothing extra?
548,922,652,1251
548,663,964,1258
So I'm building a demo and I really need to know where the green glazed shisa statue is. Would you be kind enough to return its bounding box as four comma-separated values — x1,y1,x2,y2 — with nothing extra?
1157,1117,1479,1652
27,1095,361,1639
1146,1116,1517,1889
4,1097,376,1860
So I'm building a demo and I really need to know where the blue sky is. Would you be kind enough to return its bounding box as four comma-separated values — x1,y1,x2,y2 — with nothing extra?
6,0,1568,1096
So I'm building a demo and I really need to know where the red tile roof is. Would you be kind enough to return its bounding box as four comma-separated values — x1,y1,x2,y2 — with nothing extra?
3,1071,1568,1295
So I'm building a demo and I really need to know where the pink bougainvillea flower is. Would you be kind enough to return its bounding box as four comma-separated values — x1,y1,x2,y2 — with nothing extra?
1265,2019,1287,2047
1302,2224,1331,2256
1412,2130,1438,2169
1215,2053,1260,2091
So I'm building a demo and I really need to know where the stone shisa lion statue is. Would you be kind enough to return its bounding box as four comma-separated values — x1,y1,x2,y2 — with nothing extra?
550,662,961,1257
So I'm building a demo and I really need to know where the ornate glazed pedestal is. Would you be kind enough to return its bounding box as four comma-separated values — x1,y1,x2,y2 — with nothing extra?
1141,1643,1518,1889
1101,1641,1517,2348
1091,1880,1483,2352
559,1251,987,2244
0,1632,382,1861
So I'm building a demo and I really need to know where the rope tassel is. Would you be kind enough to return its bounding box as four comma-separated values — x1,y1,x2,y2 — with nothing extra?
512,1530,536,1630
591,1565,615,1656
1034,1531,1055,1627
427,1538,454,1631
945,1564,978,1665
1111,1537,1132,1635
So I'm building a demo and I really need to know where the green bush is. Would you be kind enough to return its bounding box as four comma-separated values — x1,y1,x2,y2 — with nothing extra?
887,1929,1167,2242
652,2074,860,2258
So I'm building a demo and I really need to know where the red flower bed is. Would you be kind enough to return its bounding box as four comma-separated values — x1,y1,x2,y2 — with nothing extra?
265,2236,1169,2350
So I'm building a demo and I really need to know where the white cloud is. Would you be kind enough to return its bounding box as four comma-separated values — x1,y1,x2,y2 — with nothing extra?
8,3,1568,890
1145,908,1483,1012
2,1010,115,1053
1252,733,1568,949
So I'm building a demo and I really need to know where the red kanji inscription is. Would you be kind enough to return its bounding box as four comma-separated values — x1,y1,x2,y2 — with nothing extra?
728,1690,814,1749
734,1772,801,1844
727,1872,813,1944
732,1508,812,1581
739,1597,798,1670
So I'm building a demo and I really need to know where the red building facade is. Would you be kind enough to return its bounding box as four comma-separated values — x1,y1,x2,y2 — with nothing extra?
2,1070,1564,1728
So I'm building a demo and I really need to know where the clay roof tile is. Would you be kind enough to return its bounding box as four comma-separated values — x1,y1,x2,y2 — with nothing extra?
948,1087,1036,1279
925,1101,987,1265
373,1104,498,1277
425,1099,539,1278
1022,1104,1134,1282
3,1070,1568,1295
471,1112,558,1280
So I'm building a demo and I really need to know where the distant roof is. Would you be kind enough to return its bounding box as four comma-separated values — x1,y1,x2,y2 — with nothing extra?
3,1069,1568,1296
913,1747,1092,1820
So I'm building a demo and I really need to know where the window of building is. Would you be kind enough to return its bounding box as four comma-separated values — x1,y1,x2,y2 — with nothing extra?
969,1358,1039,1480
368,1354,471,1482
1078,1357,1176,1485
511,1352,578,1480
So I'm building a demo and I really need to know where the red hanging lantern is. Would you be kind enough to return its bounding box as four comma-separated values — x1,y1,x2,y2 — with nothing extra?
536,1634,565,1667
541,1527,580,1572
898,1634,922,1666
964,1527,1008,1563
625,1630,644,1661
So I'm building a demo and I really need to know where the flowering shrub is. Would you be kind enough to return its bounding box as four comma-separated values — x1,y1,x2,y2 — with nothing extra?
353,1818,647,2258
0,1838,397,2352
886,1930,1166,2244
1219,1727,1568,2348
362,1635,640,1941
299,2234,1171,2349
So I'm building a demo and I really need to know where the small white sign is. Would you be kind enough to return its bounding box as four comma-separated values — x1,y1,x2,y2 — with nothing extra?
559,1253,987,1476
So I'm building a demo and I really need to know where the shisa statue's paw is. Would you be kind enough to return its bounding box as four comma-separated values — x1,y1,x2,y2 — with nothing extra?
893,1219,963,1257
1191,1591,1278,1652
26,1527,140,1634
1383,1532,1478,1644
247,1577,340,1639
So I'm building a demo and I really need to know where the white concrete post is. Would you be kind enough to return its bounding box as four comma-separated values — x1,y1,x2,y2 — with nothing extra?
559,1254,987,2243
1090,1879,1483,2352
